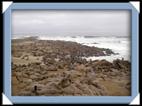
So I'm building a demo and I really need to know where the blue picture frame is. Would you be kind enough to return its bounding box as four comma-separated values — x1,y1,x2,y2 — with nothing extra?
3,2,139,104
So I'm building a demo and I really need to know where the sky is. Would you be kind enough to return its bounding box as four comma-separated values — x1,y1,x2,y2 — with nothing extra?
12,10,131,37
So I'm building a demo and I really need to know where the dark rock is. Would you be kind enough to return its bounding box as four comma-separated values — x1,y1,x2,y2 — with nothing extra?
46,65,57,71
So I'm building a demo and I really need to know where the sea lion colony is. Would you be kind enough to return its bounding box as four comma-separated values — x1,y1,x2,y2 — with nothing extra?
12,37,131,96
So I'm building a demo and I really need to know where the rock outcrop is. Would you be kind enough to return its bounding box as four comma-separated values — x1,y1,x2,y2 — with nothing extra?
12,38,131,96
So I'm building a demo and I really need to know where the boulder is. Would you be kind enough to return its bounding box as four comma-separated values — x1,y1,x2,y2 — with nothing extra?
30,74,37,80
22,78,32,84
46,65,57,71
58,75,72,88
12,76,19,85
62,84,83,95
38,83,62,95
17,91,34,96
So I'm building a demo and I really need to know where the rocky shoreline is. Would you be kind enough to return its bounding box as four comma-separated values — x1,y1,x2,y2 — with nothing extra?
12,37,131,96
